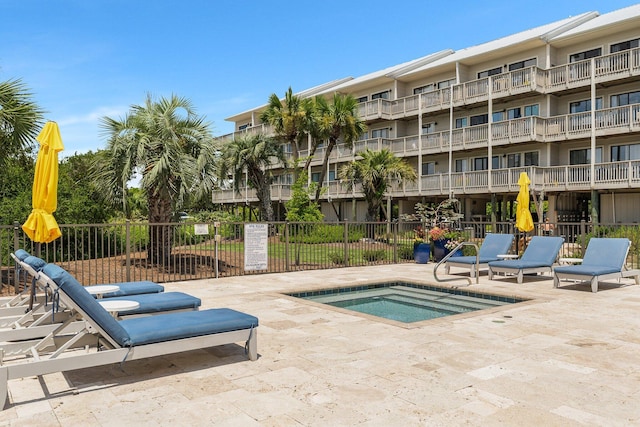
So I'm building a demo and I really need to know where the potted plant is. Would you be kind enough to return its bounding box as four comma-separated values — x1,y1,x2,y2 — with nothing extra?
402,198,465,263
412,226,431,264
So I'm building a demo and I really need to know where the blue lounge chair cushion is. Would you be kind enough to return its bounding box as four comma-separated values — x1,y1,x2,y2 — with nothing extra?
489,236,564,269
42,263,132,346
23,256,46,271
14,249,31,261
448,256,506,265
106,292,201,314
119,308,259,346
554,238,631,277
554,264,620,276
92,281,165,297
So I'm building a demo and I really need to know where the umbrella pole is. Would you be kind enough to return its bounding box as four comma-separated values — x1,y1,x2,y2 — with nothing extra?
28,243,41,311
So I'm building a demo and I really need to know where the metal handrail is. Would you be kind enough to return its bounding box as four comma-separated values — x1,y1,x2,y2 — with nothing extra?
433,241,480,286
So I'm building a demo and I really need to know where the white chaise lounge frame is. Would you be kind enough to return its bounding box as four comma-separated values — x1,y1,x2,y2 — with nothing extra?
0,270,257,410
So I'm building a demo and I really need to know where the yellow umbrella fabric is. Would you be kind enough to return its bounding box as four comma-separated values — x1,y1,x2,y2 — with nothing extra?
515,171,534,232
22,121,65,243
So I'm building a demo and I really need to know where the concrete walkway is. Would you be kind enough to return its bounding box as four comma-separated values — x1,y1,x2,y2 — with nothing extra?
3,264,640,426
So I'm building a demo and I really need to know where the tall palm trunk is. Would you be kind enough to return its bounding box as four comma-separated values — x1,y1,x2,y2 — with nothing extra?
147,193,173,265
314,138,337,202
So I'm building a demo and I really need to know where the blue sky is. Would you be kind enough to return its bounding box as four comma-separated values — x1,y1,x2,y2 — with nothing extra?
2,0,639,157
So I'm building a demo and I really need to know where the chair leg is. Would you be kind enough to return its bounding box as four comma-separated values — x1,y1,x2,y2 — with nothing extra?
591,277,598,293
469,265,476,278
517,271,523,284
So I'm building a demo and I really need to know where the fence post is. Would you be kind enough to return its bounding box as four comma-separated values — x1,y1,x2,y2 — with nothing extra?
13,221,20,293
344,220,349,267
580,220,586,254
125,220,131,282
285,222,290,272
393,220,399,263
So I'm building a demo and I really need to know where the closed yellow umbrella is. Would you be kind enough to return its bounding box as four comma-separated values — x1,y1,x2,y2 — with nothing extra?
22,121,64,243
515,172,534,233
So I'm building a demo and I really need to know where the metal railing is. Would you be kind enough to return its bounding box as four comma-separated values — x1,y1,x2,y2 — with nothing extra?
2,220,639,294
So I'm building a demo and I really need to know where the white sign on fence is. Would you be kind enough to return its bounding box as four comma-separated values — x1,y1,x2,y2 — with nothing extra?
194,224,209,235
244,223,268,271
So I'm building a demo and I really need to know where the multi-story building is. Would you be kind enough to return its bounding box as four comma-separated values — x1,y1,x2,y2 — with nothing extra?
215,5,640,224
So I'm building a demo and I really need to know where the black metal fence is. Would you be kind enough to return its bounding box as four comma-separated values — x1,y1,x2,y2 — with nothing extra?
2,219,638,294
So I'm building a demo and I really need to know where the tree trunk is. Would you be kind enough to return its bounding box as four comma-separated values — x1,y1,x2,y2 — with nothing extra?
314,139,336,202
147,193,173,265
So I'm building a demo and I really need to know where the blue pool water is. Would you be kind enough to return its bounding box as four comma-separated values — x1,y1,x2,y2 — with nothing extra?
288,282,525,323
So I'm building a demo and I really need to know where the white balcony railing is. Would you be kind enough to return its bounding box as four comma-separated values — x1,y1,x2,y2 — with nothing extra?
213,160,640,203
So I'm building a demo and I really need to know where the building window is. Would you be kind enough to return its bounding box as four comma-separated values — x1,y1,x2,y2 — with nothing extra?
371,90,390,100
507,153,521,168
474,156,500,170
508,108,522,119
524,151,539,166
611,144,640,161
477,66,503,79
371,128,389,138
570,98,603,113
328,170,336,181
474,157,487,171
455,158,468,172
611,38,640,53
470,114,488,126
524,104,539,116
493,111,505,122
357,131,369,141
437,78,456,89
455,117,467,128
238,123,251,131
357,96,368,103
422,162,435,175
508,58,537,71
421,123,435,134
414,84,435,94
311,172,321,182
569,48,601,63
611,91,640,107
569,148,602,165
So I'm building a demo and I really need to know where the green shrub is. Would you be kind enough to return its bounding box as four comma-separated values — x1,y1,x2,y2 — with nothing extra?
362,249,387,262
284,224,365,244
328,251,348,265
398,245,414,260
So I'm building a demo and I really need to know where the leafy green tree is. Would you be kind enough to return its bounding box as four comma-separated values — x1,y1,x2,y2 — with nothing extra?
0,79,45,167
314,93,366,202
94,94,218,264
0,156,34,224
339,148,417,221
285,172,323,222
219,133,285,222
57,151,116,224
259,87,315,177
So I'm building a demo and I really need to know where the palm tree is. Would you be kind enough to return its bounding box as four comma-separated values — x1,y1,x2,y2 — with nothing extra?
259,87,315,177
314,93,366,202
0,79,45,166
339,148,417,222
219,133,285,222
94,94,217,264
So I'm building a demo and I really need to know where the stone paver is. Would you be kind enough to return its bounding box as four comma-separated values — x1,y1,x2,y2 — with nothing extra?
3,264,640,426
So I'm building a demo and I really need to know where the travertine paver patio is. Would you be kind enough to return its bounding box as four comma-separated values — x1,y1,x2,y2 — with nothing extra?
3,263,640,426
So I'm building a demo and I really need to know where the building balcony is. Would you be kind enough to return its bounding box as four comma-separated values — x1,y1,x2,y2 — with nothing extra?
212,160,640,204
357,47,640,121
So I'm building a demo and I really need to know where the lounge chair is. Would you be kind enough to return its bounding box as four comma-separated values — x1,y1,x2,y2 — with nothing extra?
488,236,564,283
0,263,258,410
553,238,640,292
1,257,201,344
444,233,515,277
